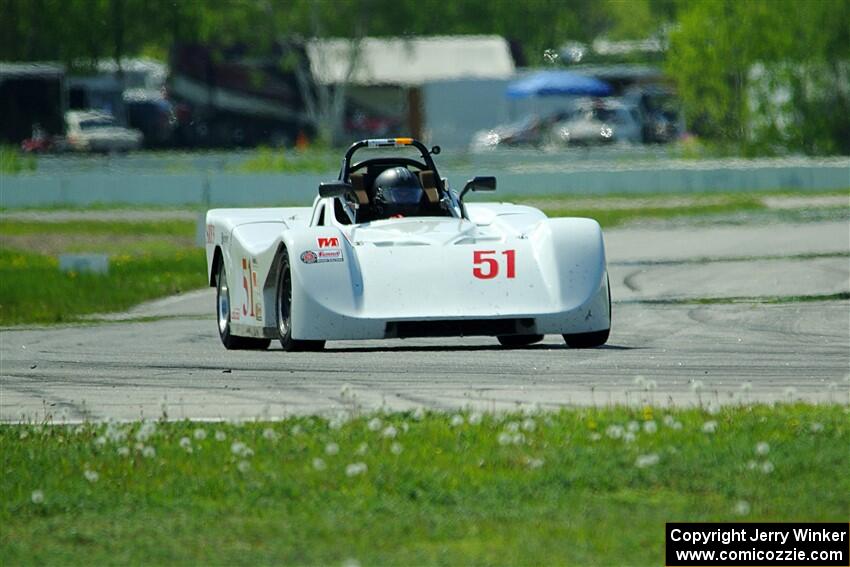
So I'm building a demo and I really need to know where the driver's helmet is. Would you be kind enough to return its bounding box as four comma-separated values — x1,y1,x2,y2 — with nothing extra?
373,166,424,218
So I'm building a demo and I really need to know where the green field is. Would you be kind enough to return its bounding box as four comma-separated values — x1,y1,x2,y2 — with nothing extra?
1,405,847,565
0,219,205,325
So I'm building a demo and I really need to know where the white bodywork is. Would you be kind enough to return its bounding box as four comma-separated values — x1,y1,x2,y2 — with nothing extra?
205,197,611,342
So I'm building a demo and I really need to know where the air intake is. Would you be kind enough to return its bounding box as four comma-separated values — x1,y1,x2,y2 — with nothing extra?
386,318,536,338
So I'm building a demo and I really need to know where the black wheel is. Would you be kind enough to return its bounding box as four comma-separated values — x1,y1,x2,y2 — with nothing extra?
276,251,325,352
563,328,610,348
497,334,544,347
216,261,271,350
563,276,611,349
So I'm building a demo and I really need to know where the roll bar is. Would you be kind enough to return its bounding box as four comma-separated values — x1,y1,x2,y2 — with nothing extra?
338,138,442,187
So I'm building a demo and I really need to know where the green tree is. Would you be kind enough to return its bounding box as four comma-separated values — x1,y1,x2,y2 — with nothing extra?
666,0,850,155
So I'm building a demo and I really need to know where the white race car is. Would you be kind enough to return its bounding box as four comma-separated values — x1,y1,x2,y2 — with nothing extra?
205,138,611,351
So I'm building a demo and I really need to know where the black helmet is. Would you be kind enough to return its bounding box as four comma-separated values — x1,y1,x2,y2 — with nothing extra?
373,167,424,218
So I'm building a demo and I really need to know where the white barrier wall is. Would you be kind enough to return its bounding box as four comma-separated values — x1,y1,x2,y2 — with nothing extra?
1,159,848,208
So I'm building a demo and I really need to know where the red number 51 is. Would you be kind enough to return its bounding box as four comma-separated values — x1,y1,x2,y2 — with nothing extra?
473,250,516,279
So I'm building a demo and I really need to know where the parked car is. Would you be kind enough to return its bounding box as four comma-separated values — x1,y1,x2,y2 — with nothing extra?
551,99,642,146
470,112,570,151
64,110,143,153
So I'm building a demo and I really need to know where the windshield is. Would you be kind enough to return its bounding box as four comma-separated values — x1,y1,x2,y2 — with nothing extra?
80,118,115,129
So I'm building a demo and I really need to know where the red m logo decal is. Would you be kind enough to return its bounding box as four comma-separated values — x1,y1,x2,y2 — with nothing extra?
317,237,339,248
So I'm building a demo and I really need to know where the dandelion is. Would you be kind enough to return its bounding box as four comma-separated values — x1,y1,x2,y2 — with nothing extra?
312,457,327,471
31,490,44,505
623,432,636,443
671,421,683,431
382,425,398,439
734,500,751,516
237,460,251,473
627,421,639,433
117,446,130,457
262,428,278,441
94,436,107,447
342,558,361,567
690,380,704,392
810,422,824,432
469,412,483,425
290,424,302,436
367,417,382,432
521,418,536,432
643,421,658,434
400,421,410,432
526,457,544,469
702,420,718,433
136,421,156,442
755,442,770,456
142,446,156,459
746,460,758,470
589,432,602,441
340,384,351,397
325,442,340,456
605,425,624,439
390,442,403,455
635,453,660,468
633,375,646,387
663,415,676,427
231,441,253,458
450,415,465,427
784,386,797,399
84,469,99,483
412,407,425,421
214,430,227,441
179,437,192,451
498,432,512,446
193,428,207,441
741,381,752,392
644,379,657,391
760,461,774,474
345,462,368,477
355,442,368,456
505,422,520,433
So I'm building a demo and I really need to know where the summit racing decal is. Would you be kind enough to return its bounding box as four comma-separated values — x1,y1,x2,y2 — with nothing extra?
317,237,340,248
301,249,343,264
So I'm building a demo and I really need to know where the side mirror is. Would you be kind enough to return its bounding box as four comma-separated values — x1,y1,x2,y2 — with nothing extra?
458,176,497,219
318,181,352,198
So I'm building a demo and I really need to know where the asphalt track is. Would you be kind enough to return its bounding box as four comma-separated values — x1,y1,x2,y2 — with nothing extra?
1,219,848,422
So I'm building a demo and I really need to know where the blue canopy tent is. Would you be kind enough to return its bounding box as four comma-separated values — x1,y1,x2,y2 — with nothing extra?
506,70,613,98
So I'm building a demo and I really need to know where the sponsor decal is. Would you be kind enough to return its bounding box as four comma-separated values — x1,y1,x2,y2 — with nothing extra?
231,307,241,321
206,224,215,244
301,249,343,264
317,236,340,248
221,232,229,245
317,249,343,262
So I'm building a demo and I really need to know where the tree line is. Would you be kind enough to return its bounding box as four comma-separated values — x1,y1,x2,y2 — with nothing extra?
1,0,847,154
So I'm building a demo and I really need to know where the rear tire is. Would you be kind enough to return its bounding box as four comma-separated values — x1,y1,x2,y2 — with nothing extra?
563,329,609,348
497,334,544,347
216,261,271,350
563,276,611,349
276,251,325,352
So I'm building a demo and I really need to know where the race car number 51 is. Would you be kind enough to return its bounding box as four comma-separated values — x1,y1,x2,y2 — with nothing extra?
473,250,516,279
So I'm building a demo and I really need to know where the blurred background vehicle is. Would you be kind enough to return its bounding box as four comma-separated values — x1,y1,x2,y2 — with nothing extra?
64,110,143,153
551,98,642,146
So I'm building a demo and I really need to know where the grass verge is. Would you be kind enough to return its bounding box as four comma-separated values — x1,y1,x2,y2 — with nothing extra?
0,248,206,325
0,218,206,325
1,405,847,565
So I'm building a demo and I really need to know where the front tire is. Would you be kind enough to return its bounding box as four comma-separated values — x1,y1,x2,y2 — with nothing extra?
216,261,270,350
276,251,325,352
497,334,544,347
